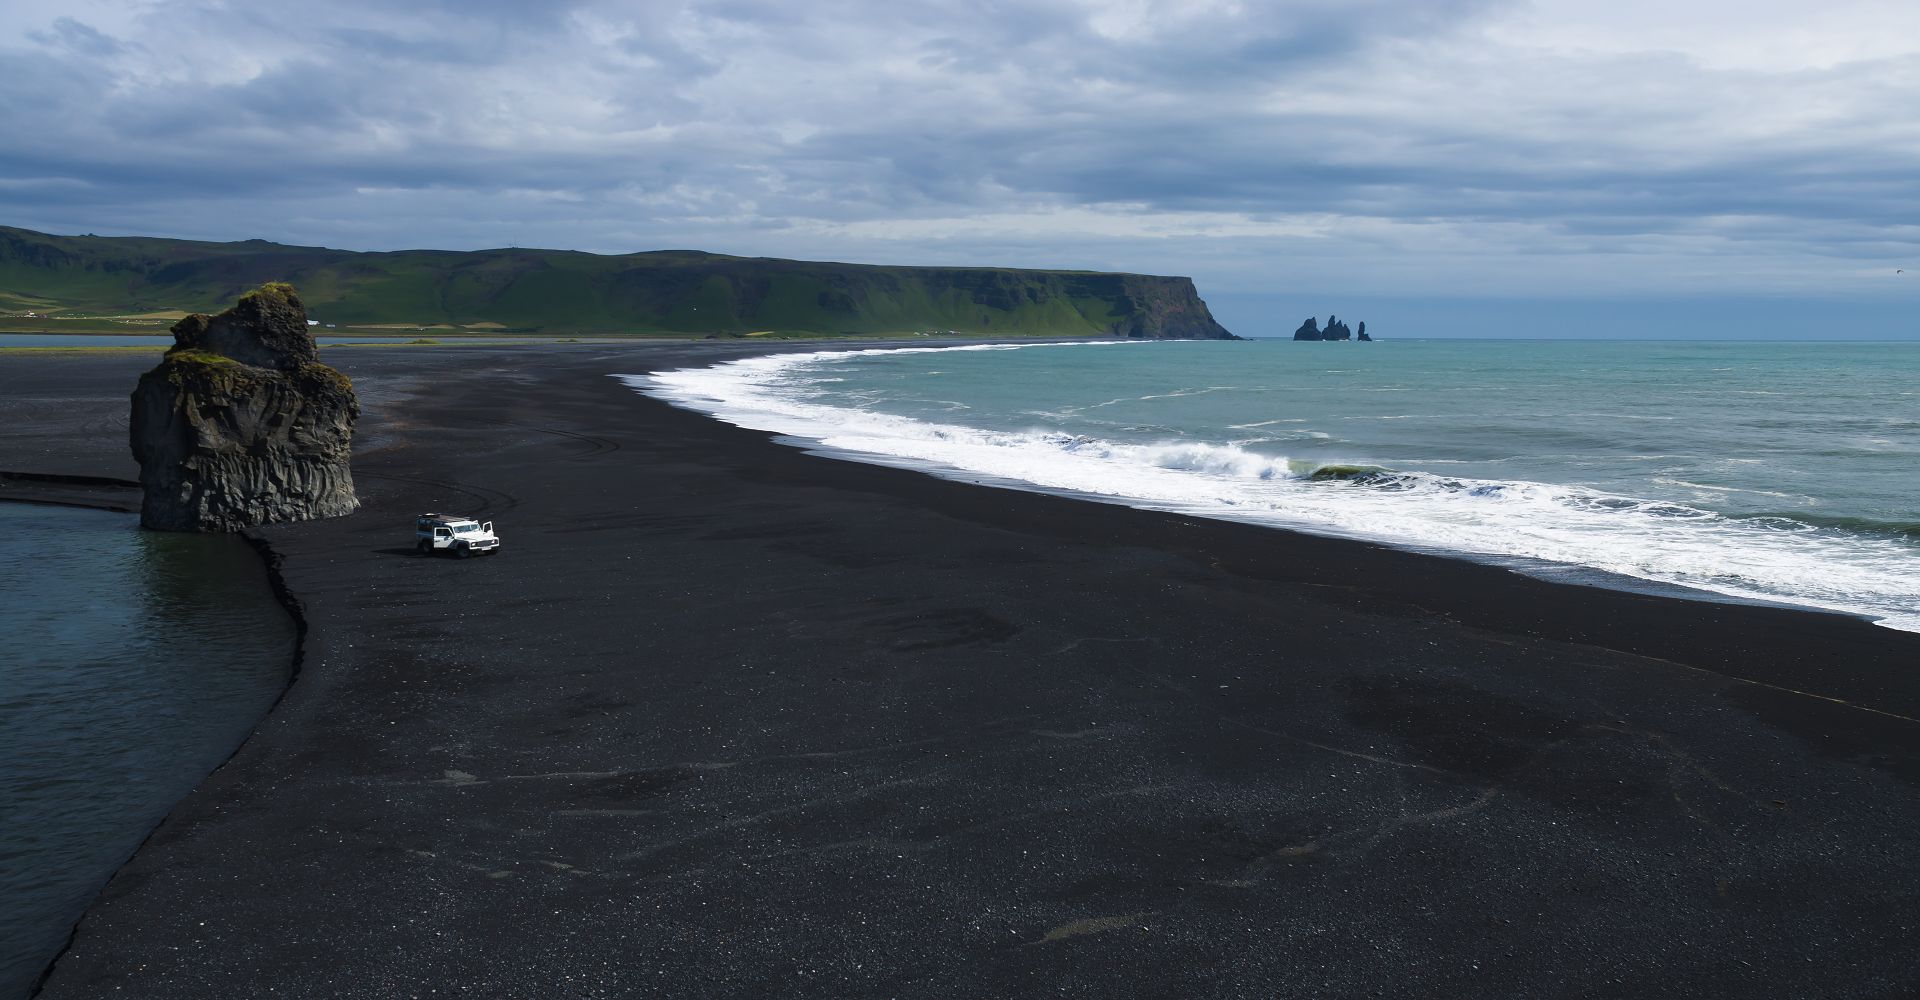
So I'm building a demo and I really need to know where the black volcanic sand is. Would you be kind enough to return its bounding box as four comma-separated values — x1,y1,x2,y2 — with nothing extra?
7,343,1920,998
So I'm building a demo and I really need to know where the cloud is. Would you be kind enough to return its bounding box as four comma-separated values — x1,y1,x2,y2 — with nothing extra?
27,15,126,56
1,0,1917,297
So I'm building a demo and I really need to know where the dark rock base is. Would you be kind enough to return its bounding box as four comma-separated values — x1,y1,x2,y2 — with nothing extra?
130,357,357,532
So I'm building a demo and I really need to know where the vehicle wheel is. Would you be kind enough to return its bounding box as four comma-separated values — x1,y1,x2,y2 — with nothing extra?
416,541,430,555
457,544,472,559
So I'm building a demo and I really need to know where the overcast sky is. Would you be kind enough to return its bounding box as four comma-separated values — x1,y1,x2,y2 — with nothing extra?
4,0,1918,316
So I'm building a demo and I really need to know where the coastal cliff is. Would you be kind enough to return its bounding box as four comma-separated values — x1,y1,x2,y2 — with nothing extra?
1095,273,1237,340
128,283,358,531
889,268,1234,340
1,225,1237,339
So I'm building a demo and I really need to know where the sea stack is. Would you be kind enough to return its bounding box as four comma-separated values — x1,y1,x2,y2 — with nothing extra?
1293,315,1368,341
129,283,359,531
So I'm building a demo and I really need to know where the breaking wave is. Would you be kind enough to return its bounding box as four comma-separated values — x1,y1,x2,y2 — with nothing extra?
625,344,1920,632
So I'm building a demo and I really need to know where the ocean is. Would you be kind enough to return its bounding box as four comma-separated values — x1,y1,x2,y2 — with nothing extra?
631,339,1920,633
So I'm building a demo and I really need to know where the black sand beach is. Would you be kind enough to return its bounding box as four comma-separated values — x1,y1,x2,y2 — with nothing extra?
7,342,1920,998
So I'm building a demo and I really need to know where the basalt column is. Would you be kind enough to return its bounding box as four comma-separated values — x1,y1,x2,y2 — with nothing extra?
129,283,359,531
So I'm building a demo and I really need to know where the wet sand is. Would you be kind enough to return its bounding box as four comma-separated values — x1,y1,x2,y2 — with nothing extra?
7,342,1920,998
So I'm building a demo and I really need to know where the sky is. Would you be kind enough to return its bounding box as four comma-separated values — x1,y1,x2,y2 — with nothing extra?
3,0,1918,336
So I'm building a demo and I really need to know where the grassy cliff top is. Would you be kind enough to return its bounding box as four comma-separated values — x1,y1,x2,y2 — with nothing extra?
154,283,351,394
0,226,1234,339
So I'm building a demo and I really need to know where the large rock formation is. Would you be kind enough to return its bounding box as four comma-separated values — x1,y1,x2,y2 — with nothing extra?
129,283,358,531
1292,314,1368,341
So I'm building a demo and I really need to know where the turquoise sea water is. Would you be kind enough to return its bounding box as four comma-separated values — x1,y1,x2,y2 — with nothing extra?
0,505,293,998
637,339,1920,631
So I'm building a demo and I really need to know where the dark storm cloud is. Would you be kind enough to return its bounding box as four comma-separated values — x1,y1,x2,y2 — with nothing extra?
1,0,1916,294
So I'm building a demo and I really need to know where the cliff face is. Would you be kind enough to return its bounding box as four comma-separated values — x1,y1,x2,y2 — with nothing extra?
129,283,359,532
1095,274,1237,340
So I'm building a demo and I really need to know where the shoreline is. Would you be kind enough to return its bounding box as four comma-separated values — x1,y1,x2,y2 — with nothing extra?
640,340,1917,635
688,421,1904,636
8,342,1920,997
0,472,142,515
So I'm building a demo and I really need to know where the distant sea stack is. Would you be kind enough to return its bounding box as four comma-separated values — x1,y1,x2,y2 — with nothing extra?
129,283,359,531
1293,315,1370,341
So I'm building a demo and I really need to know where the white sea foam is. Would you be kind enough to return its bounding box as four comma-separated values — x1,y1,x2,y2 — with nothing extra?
624,344,1920,632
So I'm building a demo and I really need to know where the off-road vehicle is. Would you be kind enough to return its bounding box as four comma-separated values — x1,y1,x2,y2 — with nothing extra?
415,513,501,557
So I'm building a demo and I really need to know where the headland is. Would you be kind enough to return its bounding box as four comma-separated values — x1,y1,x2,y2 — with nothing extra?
5,341,1920,998
0,226,1237,341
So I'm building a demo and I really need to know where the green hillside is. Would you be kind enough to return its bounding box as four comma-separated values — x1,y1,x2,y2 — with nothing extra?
0,226,1236,339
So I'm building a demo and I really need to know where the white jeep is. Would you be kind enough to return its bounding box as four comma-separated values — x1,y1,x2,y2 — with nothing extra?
416,513,501,557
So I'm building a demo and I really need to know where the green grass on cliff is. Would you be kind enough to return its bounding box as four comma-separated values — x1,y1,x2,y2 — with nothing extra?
163,348,241,367
0,226,1233,339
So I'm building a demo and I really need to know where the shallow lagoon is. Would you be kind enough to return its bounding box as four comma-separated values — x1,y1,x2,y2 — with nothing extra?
0,505,293,998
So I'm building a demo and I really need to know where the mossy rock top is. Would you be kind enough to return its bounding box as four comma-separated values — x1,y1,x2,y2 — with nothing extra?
154,351,353,396
244,281,300,304
152,284,353,396
169,282,318,371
